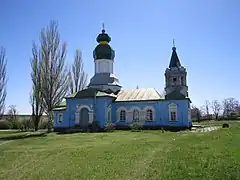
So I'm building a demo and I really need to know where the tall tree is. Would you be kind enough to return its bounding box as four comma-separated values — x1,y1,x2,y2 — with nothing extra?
33,21,69,132
0,47,7,118
30,43,44,131
69,49,88,94
203,100,211,120
222,98,239,117
211,100,222,120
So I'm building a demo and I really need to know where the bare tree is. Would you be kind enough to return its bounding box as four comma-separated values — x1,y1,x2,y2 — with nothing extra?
30,43,44,131
191,105,202,122
5,105,19,129
203,100,211,120
0,47,7,118
222,98,239,117
211,100,221,120
69,49,88,94
34,21,69,132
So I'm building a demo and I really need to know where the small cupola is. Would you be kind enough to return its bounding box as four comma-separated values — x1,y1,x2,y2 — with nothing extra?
93,24,115,60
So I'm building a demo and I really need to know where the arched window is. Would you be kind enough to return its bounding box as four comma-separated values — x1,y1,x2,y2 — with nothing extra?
133,109,139,122
120,110,126,121
146,109,153,121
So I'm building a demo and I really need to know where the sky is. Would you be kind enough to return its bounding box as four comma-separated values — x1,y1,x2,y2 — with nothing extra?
0,0,239,114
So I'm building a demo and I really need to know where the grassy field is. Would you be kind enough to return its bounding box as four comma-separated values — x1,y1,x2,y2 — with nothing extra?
0,125,240,180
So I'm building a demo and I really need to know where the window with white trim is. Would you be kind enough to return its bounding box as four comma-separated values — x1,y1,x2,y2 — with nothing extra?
133,109,139,122
120,110,126,121
146,109,153,121
58,113,63,123
168,103,177,121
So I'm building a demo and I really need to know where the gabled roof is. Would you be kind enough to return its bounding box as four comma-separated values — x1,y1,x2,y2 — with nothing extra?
65,88,117,99
169,47,181,68
115,88,163,102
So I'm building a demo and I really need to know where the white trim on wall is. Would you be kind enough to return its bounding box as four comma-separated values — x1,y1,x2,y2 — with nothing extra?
143,106,155,121
116,107,128,121
168,103,177,121
75,105,94,125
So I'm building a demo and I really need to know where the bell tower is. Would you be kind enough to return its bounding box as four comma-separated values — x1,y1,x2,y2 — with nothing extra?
88,24,122,93
164,40,188,99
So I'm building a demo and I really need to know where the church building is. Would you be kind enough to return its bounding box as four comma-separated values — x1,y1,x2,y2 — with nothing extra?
53,27,192,131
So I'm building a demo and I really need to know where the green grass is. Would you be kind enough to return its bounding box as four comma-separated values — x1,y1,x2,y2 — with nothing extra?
193,120,240,126
0,130,28,138
0,125,240,180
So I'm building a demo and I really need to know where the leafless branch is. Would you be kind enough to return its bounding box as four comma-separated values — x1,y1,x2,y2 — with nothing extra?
29,42,45,131
69,49,88,94
211,100,221,120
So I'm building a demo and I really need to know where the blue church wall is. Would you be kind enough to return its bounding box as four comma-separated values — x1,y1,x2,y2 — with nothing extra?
111,99,191,128
112,101,160,126
95,97,114,128
66,98,94,128
54,96,114,129
157,99,190,127
53,110,68,128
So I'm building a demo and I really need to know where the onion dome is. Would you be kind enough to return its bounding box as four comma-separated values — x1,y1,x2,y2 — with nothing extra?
93,27,115,60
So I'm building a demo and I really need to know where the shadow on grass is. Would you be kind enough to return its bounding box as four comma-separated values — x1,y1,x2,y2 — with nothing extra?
0,132,47,141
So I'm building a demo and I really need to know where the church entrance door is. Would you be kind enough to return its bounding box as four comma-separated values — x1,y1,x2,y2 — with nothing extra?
80,108,89,128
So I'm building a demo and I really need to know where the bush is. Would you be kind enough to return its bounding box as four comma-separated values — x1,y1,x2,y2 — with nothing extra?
38,118,48,129
131,122,141,132
222,123,230,128
0,120,9,129
105,122,115,132
19,118,34,131
4,116,21,129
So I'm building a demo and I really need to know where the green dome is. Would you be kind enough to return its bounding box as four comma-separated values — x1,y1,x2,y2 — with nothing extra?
93,29,115,60
93,44,115,60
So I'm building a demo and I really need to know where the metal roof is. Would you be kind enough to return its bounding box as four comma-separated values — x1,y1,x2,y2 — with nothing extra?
88,73,122,87
115,88,163,102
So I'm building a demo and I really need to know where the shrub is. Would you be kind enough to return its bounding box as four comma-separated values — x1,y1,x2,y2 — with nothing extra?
131,122,141,132
4,116,21,129
38,118,48,129
105,122,115,132
222,123,230,128
19,118,34,131
0,120,9,129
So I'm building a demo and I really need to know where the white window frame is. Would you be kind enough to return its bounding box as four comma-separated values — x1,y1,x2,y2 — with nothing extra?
168,103,177,121
133,109,140,122
146,109,153,121
120,110,126,121
143,106,155,121
117,107,128,121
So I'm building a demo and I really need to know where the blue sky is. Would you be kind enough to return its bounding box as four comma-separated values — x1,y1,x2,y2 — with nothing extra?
0,0,239,114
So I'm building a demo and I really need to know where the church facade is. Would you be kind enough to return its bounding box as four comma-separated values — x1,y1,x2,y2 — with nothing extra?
53,28,192,131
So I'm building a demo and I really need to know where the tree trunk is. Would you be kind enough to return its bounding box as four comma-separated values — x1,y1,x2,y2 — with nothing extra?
47,111,53,132
34,115,41,131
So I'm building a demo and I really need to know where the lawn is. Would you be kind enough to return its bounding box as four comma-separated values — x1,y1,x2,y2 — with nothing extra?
0,125,240,180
